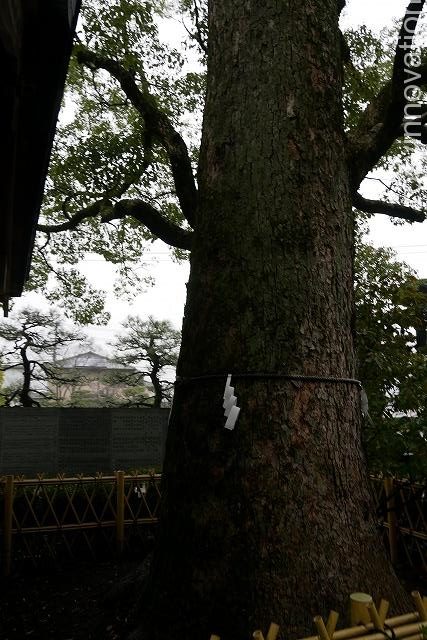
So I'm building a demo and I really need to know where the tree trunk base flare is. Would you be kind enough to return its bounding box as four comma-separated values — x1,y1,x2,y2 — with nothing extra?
126,0,410,636
131,381,408,640
135,382,408,640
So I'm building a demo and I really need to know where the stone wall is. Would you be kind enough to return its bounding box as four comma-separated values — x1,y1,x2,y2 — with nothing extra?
0,408,169,475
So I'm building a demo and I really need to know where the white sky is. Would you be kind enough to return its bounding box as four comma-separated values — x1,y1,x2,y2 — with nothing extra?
17,1,427,350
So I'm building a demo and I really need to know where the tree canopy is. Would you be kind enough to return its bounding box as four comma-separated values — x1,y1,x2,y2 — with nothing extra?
13,0,423,325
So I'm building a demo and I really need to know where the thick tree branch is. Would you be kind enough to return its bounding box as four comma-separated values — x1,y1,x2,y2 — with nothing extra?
37,197,193,251
353,192,426,222
104,199,193,250
37,200,103,233
347,1,426,190
75,45,198,228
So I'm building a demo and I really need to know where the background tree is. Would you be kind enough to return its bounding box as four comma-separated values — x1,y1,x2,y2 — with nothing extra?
12,0,427,637
112,315,180,407
0,308,86,407
355,241,427,478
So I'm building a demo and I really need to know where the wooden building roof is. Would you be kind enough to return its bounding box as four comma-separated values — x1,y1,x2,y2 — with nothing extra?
0,0,81,312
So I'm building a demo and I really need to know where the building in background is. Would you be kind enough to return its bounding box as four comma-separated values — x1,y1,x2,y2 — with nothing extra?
52,351,140,407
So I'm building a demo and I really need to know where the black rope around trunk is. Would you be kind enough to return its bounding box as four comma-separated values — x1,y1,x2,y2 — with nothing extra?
175,372,362,387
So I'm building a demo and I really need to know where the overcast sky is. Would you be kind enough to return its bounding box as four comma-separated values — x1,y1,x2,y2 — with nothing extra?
18,1,427,350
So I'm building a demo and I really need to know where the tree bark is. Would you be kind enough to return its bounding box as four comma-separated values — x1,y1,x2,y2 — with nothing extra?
140,1,407,638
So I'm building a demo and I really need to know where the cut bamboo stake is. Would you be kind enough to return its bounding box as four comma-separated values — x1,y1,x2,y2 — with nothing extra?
411,592,427,622
314,616,331,640
367,602,384,630
2,475,14,577
210,636,220,640
253,631,265,640
326,611,339,637
115,470,125,556
350,593,373,625
378,600,390,626
266,623,280,640
384,477,398,564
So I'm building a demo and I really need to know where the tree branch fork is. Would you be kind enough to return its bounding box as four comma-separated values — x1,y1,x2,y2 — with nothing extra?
39,1,427,259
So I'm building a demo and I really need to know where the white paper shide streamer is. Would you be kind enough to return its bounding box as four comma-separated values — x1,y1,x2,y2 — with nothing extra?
223,374,241,430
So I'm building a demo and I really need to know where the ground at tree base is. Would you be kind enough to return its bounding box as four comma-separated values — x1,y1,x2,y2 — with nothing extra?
1,559,426,640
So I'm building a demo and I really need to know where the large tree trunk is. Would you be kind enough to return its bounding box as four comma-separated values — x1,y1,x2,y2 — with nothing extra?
141,1,406,638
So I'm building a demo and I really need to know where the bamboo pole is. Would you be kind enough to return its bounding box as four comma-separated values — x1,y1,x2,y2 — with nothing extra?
374,613,419,629
116,470,125,556
384,477,398,564
342,620,427,640
266,623,280,640
210,636,220,640
411,592,427,622
2,475,14,577
253,631,265,640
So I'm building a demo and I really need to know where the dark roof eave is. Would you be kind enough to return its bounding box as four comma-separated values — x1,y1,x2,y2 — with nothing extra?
0,0,82,304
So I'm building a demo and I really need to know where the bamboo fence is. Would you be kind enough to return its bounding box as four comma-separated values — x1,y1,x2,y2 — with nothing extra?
209,591,427,640
300,590,427,640
371,477,427,571
0,471,161,576
1,474,426,576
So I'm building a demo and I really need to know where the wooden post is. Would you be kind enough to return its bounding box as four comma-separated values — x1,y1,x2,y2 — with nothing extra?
2,475,14,577
384,477,398,564
116,471,125,557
